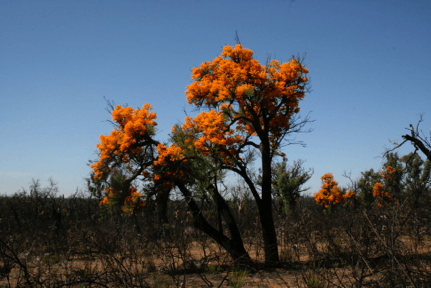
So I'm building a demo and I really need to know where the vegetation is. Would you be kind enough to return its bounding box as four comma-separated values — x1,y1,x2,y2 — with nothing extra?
1,159,431,287
89,43,311,266
313,173,354,211
2,43,431,287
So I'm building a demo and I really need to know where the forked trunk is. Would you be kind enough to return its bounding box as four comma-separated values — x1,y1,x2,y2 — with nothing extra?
175,181,253,268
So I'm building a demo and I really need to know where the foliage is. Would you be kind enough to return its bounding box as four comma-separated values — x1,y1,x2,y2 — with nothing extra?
89,104,158,216
357,168,382,207
401,152,431,197
90,103,157,182
228,267,248,288
314,173,354,210
270,158,313,214
382,152,403,195
373,166,398,207
354,152,431,208
185,44,309,156
97,169,145,216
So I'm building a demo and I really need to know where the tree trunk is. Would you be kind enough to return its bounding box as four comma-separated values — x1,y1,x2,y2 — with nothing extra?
259,141,280,264
207,183,249,260
175,181,253,267
257,198,279,264
132,213,141,234
156,188,171,238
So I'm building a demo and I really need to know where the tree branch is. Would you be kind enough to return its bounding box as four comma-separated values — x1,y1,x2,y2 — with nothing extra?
403,134,431,162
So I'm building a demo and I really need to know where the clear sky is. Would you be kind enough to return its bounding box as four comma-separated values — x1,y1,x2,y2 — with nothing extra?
1,0,430,196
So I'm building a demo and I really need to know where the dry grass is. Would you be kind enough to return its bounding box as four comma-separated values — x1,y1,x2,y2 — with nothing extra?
1,190,431,287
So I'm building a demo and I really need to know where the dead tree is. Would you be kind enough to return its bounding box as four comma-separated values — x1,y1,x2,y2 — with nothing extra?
386,114,431,162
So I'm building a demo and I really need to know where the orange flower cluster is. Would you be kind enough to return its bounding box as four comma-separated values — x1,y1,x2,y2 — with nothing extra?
100,186,145,214
185,44,309,143
344,190,355,200
91,104,157,180
314,173,354,209
122,189,146,215
154,143,186,166
373,166,398,207
151,143,189,189
382,165,397,179
178,110,244,162
372,182,395,207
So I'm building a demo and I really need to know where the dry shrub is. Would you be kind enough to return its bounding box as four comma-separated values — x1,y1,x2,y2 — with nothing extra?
1,184,431,287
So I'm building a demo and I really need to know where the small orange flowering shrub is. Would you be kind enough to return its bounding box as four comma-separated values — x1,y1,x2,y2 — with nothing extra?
122,188,146,215
314,173,354,209
372,166,398,207
372,182,394,207
100,186,145,215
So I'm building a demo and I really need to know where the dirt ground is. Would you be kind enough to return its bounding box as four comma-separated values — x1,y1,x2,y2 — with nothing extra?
2,237,431,287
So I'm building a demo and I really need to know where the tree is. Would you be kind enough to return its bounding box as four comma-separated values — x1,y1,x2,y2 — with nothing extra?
380,151,431,203
269,159,313,214
90,103,158,233
382,152,403,196
351,151,430,209
357,168,382,207
91,44,311,265
173,44,311,263
372,166,399,208
401,152,431,198
387,115,431,162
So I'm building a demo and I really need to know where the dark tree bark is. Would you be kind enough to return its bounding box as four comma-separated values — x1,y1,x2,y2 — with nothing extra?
403,134,431,162
156,187,171,238
175,181,253,268
259,140,279,264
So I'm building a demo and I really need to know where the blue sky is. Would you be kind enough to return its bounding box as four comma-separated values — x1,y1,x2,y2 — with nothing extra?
1,0,430,196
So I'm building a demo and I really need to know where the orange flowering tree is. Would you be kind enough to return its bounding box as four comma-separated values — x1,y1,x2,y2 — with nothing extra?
91,44,311,265
182,44,311,263
314,173,354,210
90,103,158,217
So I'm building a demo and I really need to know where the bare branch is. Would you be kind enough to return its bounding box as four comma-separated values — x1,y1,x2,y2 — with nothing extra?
386,115,431,162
